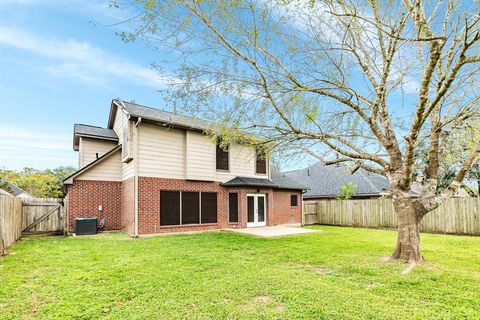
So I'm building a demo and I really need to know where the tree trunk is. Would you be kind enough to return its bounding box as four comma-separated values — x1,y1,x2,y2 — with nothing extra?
390,198,425,263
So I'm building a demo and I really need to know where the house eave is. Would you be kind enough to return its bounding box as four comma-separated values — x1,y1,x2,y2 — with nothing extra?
107,100,120,129
220,180,306,191
130,116,208,133
73,133,119,151
303,192,386,199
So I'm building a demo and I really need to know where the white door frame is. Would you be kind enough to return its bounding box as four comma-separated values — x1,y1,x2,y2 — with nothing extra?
247,193,267,227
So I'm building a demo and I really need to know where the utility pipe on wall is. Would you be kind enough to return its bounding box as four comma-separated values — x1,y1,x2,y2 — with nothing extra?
133,117,142,237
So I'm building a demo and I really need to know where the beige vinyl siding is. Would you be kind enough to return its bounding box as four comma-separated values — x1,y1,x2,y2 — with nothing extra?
112,106,135,181
113,107,128,144
79,137,117,168
186,131,215,181
76,150,122,181
137,123,186,179
136,122,268,181
215,143,268,182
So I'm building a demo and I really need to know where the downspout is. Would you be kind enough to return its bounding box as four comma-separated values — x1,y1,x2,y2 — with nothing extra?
134,117,142,237
301,189,308,226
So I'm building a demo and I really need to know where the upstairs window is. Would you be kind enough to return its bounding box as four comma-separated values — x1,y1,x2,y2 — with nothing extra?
256,150,267,175
216,142,229,171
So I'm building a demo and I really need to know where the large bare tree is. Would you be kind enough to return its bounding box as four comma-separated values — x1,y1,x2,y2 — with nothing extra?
116,0,480,265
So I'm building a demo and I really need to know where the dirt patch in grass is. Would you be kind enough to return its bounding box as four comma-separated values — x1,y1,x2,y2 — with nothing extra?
315,267,330,275
256,295,271,304
31,293,39,314
241,295,285,313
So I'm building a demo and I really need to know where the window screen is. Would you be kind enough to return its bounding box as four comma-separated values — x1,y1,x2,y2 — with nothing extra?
160,191,218,226
256,151,267,174
182,192,200,224
290,194,298,207
216,143,229,170
229,193,239,223
160,191,181,226
201,192,217,223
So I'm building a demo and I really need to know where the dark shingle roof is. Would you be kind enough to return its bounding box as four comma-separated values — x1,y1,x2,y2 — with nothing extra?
271,171,309,190
114,99,214,131
0,181,33,197
221,173,307,191
221,177,276,188
73,124,118,151
281,162,390,199
75,124,118,140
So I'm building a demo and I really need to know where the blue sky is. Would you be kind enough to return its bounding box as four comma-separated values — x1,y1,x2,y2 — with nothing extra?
0,0,174,170
0,0,423,173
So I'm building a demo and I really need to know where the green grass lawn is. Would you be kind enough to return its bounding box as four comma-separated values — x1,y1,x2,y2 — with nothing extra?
1,226,479,320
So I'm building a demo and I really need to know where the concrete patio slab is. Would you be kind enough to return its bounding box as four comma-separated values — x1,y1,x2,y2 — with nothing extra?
224,225,320,238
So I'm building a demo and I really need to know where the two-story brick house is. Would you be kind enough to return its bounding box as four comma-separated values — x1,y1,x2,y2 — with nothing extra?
64,99,305,236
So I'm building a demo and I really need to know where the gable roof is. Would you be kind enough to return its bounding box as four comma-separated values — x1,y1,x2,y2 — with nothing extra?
63,145,122,185
221,172,307,191
73,124,118,151
0,181,34,197
108,99,214,132
281,162,390,199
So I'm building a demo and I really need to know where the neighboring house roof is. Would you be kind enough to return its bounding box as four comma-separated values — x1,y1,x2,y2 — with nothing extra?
221,173,307,191
64,145,122,185
73,124,119,151
0,181,34,197
0,188,13,196
108,99,214,132
281,162,390,199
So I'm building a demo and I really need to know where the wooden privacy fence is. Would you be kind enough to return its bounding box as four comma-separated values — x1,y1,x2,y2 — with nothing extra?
0,195,22,255
303,198,480,236
21,198,63,235
0,196,64,254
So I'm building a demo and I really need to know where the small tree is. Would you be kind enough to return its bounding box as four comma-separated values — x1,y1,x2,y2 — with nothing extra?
117,0,480,265
336,182,358,200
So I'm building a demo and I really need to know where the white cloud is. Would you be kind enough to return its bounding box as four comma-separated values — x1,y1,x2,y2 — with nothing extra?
0,125,71,151
0,26,177,88
0,0,131,22
0,125,77,169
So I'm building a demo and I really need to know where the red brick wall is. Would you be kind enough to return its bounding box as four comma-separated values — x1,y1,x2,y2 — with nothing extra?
121,177,135,235
271,190,302,225
137,177,302,235
67,180,122,232
66,177,302,235
138,177,236,234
